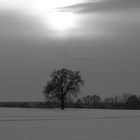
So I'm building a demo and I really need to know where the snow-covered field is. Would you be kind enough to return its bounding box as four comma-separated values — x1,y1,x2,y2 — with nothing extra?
0,108,140,140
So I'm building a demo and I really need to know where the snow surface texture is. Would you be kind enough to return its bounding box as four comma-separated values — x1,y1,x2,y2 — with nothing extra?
0,108,140,140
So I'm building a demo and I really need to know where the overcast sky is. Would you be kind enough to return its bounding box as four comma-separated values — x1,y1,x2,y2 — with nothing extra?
0,0,140,101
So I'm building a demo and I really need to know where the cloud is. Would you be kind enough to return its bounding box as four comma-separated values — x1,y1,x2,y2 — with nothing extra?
62,0,140,13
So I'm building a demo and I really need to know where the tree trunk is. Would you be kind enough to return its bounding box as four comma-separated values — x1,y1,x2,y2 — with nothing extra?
61,96,64,110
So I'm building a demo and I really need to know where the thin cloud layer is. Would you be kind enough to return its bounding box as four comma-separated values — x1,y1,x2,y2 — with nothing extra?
63,0,140,13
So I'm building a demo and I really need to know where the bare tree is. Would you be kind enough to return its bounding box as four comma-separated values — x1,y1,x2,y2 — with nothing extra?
43,68,84,110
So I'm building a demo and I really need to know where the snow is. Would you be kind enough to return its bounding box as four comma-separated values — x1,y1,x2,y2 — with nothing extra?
0,108,140,140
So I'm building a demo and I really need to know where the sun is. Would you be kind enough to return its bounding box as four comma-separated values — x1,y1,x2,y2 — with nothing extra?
0,0,81,31
26,0,80,31
46,12,76,31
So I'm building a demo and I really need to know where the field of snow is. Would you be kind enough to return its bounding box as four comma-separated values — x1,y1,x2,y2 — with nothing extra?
0,108,140,140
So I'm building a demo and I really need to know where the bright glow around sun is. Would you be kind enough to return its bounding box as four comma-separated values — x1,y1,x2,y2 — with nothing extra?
0,0,85,31
30,0,81,31
47,12,76,31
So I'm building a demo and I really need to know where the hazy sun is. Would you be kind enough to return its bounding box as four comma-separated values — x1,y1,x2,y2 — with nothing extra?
46,12,76,31
31,0,79,31
0,0,83,31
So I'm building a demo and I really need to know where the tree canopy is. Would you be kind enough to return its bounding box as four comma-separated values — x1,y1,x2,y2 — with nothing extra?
43,68,84,110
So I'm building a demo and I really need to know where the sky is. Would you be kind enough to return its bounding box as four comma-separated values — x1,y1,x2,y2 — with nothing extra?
0,0,140,101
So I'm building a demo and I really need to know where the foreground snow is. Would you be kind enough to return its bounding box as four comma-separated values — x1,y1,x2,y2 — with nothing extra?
0,108,140,140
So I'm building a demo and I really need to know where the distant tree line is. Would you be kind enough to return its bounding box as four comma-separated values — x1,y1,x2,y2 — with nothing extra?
0,101,60,109
74,93,140,109
0,93,140,109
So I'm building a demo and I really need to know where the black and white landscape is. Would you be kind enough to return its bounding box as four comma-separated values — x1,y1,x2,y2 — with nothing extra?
0,0,140,139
